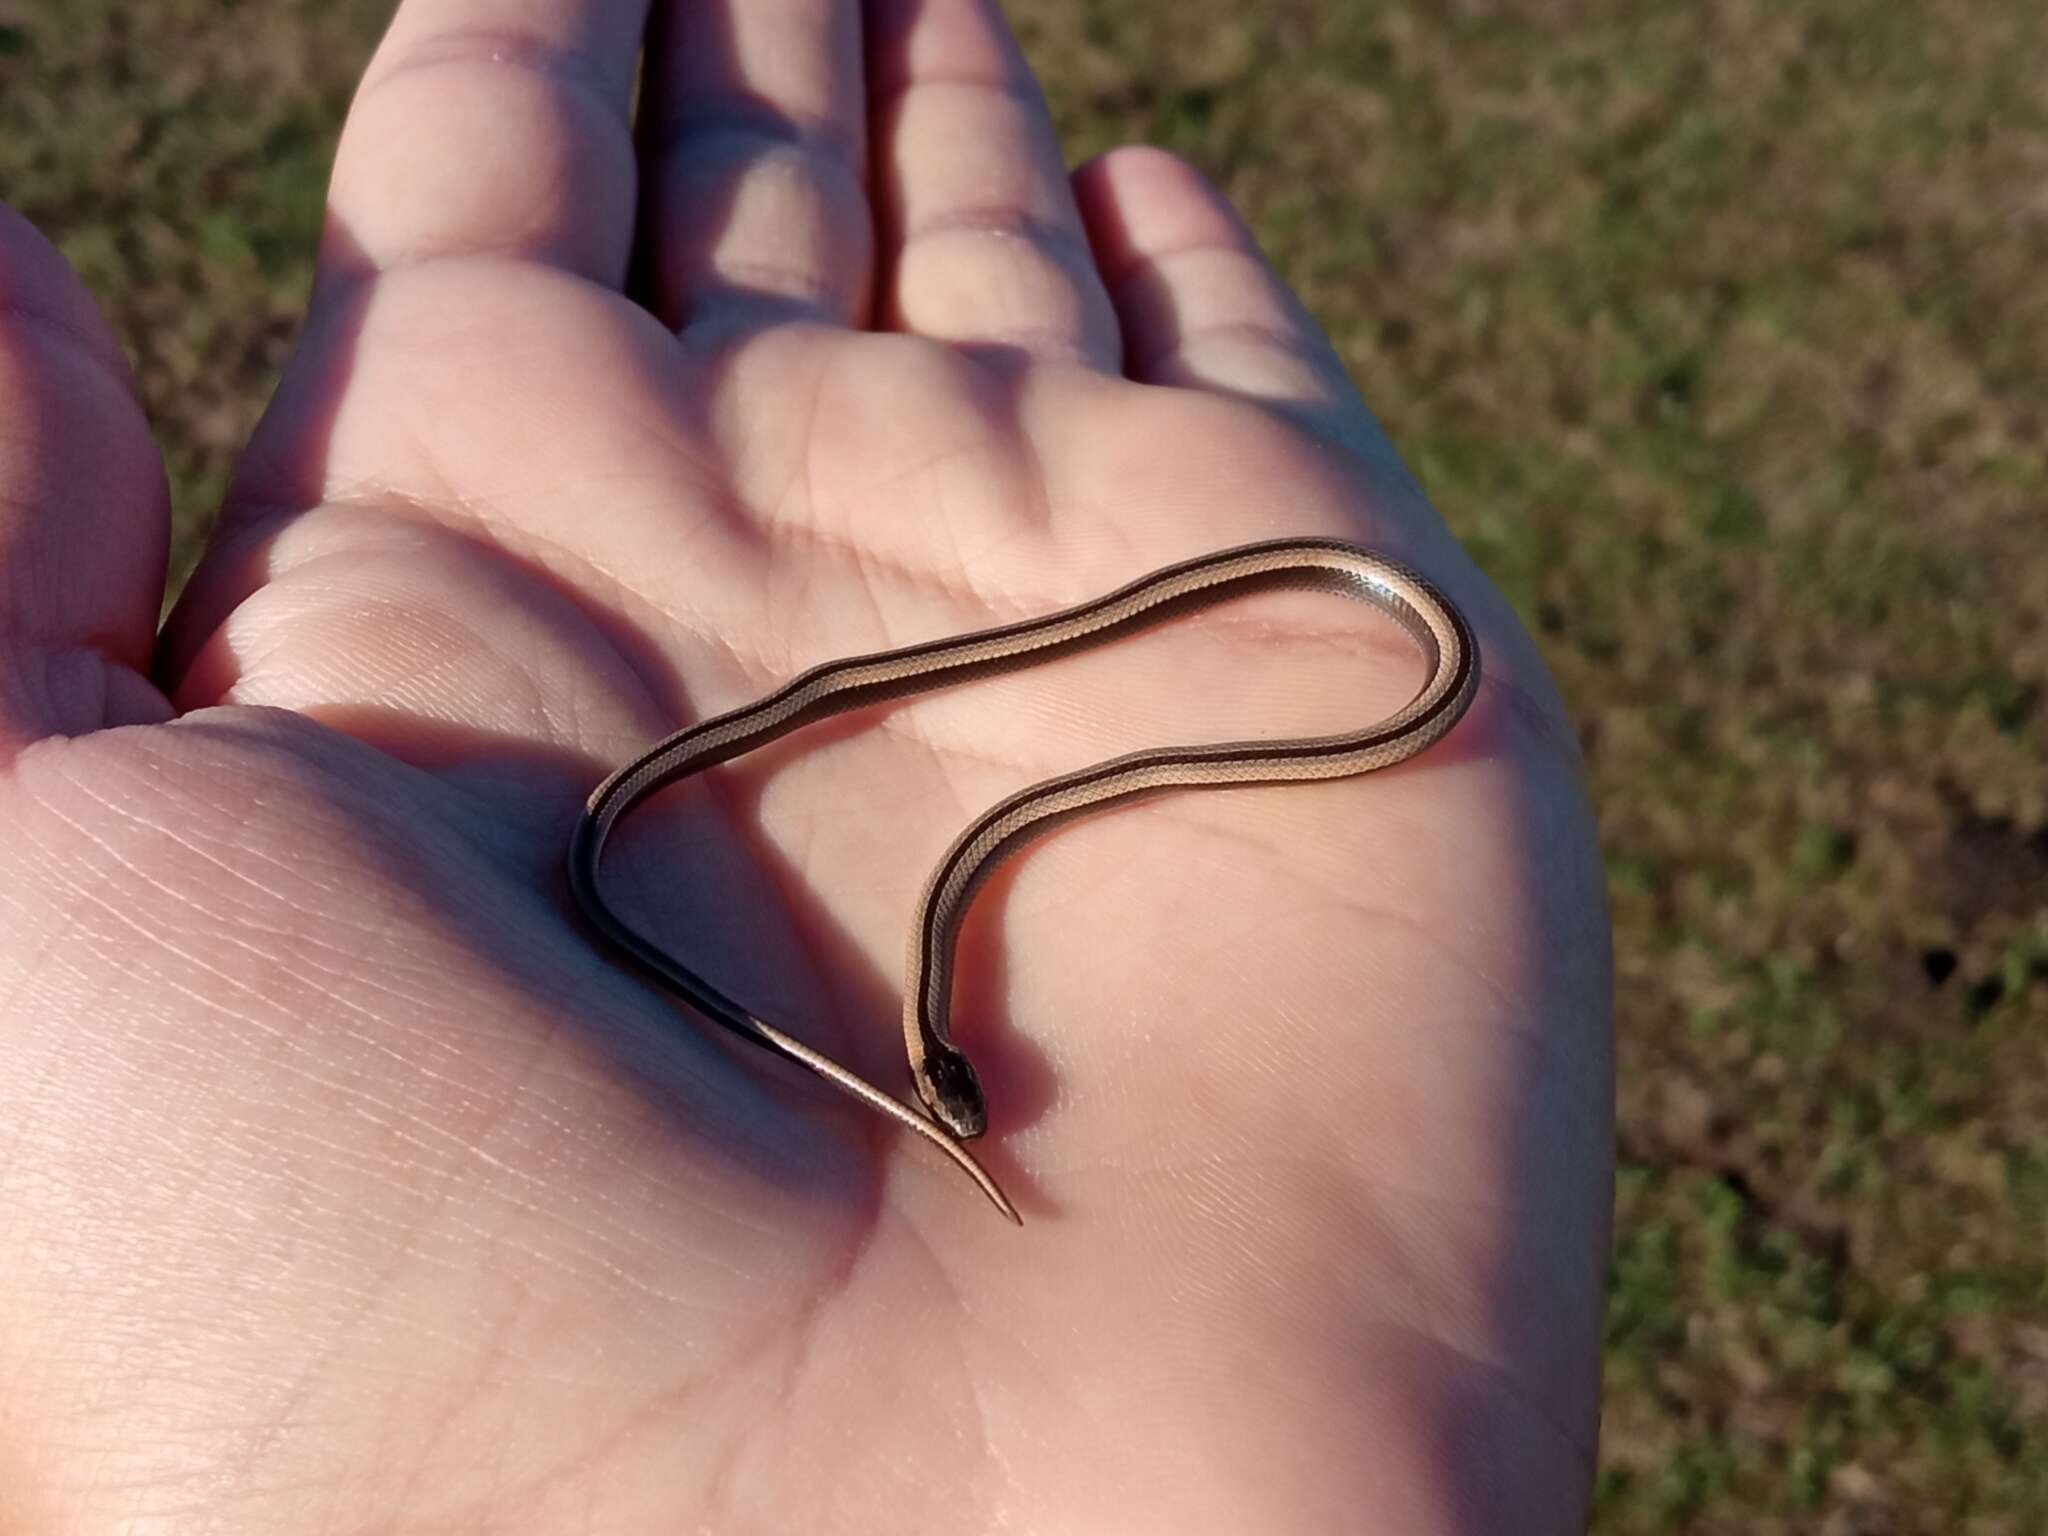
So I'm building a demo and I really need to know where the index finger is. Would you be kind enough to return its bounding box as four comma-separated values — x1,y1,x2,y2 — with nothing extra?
319,0,650,293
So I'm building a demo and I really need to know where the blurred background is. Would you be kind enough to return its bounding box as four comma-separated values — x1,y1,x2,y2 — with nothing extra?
3,0,2043,1528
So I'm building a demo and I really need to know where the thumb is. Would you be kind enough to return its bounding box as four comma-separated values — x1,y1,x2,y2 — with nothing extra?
0,203,171,764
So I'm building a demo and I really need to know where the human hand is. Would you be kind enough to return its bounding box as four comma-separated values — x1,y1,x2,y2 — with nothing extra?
0,0,1611,1529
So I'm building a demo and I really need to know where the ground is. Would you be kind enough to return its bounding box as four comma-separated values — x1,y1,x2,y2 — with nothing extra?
2,0,2043,1529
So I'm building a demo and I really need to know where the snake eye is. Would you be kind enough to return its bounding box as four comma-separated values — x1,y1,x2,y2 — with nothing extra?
916,1048,988,1141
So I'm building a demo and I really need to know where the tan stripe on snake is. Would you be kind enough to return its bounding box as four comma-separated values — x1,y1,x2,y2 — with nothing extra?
568,537,1480,1224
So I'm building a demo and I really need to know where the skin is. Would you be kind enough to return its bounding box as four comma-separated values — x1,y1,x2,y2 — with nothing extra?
0,1,1612,1531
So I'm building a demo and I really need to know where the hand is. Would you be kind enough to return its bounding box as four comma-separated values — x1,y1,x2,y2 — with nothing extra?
0,0,1611,1529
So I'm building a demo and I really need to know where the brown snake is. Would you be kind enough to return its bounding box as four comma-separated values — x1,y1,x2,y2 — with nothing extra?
568,537,1480,1224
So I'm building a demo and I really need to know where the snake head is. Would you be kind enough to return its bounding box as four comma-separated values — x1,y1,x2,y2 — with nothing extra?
915,1046,988,1141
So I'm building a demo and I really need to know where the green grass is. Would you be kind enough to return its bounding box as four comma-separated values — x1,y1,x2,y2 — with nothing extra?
4,0,2045,1527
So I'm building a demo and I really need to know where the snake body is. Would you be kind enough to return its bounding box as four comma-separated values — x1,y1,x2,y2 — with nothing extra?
568,537,1480,1224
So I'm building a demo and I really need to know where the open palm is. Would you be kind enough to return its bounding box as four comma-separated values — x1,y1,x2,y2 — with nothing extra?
0,1,1609,1530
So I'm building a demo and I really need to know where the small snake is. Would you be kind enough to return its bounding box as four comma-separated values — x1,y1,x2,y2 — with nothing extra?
568,537,1479,1224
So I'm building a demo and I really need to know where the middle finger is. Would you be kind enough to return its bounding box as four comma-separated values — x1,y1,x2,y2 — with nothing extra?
638,0,873,333
867,0,1121,370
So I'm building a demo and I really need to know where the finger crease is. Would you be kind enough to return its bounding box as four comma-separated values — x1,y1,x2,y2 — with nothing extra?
868,66,1041,117
0,302,139,408
686,260,851,317
365,28,631,135
1100,236,1265,293
901,207,1094,269
652,94,864,187
1138,318,1332,377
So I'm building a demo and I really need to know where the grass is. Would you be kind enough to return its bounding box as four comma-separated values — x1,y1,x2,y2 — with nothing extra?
4,0,2044,1527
